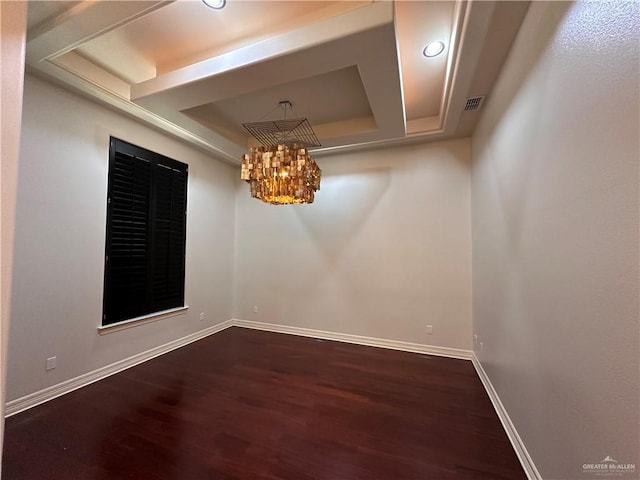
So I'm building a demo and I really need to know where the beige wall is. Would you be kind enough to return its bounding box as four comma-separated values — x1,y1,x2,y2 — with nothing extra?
234,139,472,350
6,75,237,401
1,0,27,470
471,2,639,479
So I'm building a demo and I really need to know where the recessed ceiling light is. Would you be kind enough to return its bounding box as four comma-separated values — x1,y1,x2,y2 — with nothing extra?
423,41,445,58
202,0,226,9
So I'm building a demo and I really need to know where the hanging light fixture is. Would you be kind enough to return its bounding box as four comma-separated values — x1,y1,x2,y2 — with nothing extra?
241,101,322,205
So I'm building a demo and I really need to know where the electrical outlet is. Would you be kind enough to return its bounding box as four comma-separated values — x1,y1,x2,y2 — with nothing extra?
426,325,433,334
253,305,258,314
46,356,57,371
200,312,205,321
480,342,484,352
474,334,478,344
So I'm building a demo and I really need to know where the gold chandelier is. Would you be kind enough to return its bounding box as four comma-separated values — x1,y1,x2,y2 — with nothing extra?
241,101,322,205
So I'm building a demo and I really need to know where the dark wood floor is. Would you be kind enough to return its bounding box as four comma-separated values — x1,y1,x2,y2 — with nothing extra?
3,327,526,479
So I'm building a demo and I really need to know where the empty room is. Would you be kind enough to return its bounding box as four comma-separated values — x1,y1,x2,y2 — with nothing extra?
1,1,638,479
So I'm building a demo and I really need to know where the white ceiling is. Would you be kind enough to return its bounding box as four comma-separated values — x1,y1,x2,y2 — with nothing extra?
25,0,530,163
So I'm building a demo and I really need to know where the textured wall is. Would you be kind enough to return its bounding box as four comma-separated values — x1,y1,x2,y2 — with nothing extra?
472,2,639,478
1,0,27,470
7,75,237,401
234,139,472,350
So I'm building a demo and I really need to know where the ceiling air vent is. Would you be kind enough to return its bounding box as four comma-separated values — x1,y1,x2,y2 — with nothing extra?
463,96,485,111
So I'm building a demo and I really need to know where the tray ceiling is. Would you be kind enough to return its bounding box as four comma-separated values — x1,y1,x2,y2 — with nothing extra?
25,0,530,163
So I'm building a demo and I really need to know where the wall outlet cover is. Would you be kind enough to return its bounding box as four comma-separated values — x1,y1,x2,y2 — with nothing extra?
46,356,57,371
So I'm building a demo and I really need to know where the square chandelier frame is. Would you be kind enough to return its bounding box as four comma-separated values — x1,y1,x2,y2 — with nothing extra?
242,118,321,148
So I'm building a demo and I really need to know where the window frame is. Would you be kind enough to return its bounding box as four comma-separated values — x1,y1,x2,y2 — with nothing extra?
102,137,188,327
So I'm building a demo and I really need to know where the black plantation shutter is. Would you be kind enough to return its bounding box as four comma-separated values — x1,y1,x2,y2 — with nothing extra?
103,138,187,325
104,151,152,323
151,162,187,312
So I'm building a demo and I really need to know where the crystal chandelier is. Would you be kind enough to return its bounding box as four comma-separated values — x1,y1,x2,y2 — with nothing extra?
241,101,322,205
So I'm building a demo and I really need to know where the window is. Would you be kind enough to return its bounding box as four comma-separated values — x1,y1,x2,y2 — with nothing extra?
102,137,188,326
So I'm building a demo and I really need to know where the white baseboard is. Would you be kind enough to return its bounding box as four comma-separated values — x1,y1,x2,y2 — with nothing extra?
471,353,542,480
231,318,473,360
5,319,233,417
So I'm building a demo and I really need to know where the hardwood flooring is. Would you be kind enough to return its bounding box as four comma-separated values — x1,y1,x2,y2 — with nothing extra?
3,327,526,479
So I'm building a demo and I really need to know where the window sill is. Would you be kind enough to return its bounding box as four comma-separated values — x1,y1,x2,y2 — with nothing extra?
98,306,189,335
